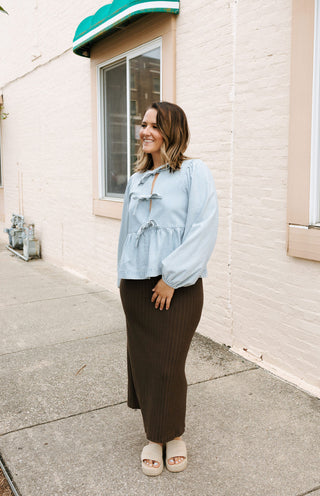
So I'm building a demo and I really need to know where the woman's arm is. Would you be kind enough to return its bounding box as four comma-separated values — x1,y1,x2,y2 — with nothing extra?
161,160,219,289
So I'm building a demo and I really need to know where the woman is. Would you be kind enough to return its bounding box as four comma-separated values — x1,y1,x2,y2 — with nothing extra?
118,101,218,476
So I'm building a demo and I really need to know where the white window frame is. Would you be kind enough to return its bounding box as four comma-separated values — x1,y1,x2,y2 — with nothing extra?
310,0,320,226
97,38,162,200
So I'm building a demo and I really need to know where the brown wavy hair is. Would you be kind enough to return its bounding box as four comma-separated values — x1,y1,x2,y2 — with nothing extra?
134,101,190,173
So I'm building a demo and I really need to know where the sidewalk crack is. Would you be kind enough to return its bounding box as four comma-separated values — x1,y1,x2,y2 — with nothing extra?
296,485,320,496
0,289,113,309
188,366,258,386
0,329,125,357
0,400,127,438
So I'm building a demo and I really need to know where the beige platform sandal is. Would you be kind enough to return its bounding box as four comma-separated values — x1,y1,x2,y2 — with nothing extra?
165,439,188,473
141,443,164,476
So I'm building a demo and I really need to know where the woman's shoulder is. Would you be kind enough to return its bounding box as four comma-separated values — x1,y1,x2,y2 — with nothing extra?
181,158,211,176
181,158,216,194
126,170,141,187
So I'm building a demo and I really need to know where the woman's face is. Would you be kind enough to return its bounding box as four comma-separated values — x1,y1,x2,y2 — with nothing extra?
139,108,164,165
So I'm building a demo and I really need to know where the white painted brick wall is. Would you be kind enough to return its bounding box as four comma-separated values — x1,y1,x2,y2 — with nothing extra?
231,0,320,394
177,0,319,395
0,0,319,396
0,0,110,87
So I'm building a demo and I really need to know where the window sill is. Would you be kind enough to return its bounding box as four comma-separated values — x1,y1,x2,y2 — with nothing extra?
93,198,123,220
287,224,320,262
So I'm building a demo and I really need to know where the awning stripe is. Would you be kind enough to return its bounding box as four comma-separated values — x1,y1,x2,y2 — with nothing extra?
73,1,179,54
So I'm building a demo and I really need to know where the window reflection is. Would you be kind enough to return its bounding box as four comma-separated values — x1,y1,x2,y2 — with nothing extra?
130,48,161,174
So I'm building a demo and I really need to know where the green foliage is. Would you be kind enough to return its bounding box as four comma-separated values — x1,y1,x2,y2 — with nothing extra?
0,6,8,14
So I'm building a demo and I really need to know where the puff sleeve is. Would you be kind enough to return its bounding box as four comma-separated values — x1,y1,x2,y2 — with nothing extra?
161,160,218,289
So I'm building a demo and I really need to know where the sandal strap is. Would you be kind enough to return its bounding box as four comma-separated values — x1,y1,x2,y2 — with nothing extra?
141,443,163,463
166,440,187,459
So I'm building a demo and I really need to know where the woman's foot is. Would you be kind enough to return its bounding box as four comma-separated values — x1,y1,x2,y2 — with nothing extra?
166,437,187,473
167,437,186,466
141,442,164,476
143,438,185,467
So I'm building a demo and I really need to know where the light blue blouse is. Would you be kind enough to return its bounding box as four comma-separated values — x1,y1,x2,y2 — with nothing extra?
117,158,218,289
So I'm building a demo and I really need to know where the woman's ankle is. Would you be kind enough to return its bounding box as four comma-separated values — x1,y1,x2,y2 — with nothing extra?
148,440,163,446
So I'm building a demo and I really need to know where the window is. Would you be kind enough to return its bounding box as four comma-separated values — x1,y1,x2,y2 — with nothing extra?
98,41,161,197
90,13,176,219
287,0,320,261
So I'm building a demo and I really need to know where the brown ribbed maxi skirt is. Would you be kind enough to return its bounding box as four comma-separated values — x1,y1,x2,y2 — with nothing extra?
120,276,203,444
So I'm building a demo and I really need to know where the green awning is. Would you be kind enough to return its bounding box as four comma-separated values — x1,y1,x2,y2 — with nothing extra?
73,0,180,57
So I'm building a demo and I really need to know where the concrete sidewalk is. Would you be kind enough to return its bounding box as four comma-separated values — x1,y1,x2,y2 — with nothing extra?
0,242,319,496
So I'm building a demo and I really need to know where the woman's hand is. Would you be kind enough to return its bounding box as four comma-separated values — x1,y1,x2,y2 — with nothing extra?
151,278,175,310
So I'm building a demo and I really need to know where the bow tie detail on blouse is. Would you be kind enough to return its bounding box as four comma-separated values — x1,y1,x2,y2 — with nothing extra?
131,193,162,215
138,165,169,185
135,220,158,246
132,193,162,201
